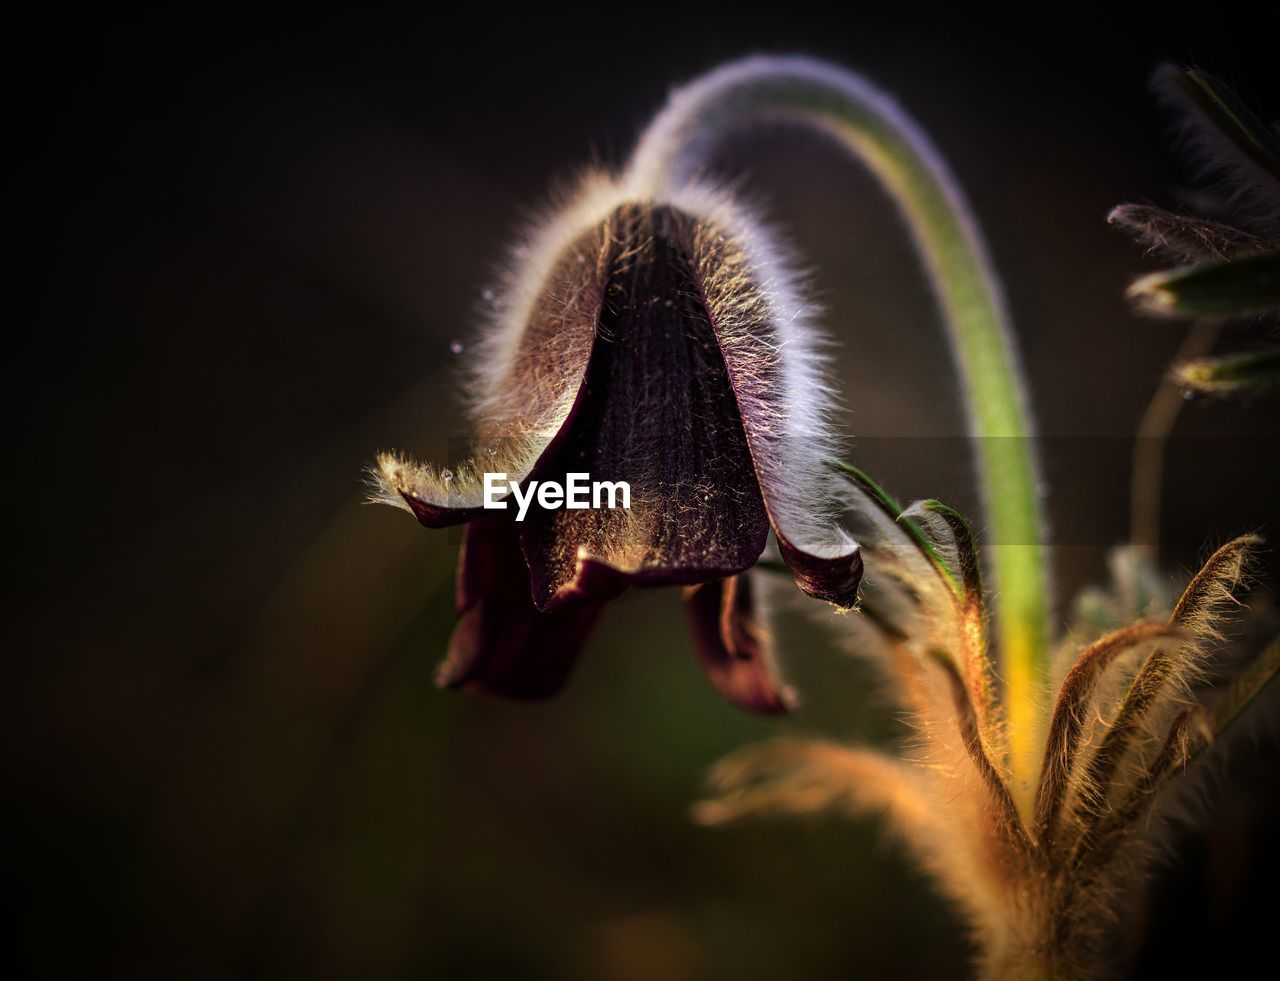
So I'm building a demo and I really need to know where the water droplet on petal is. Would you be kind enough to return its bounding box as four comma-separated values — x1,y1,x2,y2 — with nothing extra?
449,340,465,355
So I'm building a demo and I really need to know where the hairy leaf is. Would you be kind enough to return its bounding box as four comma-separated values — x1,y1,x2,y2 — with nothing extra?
1126,251,1280,317
1171,348,1280,396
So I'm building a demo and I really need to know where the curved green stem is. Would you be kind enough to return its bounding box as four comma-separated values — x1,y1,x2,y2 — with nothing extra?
628,56,1050,798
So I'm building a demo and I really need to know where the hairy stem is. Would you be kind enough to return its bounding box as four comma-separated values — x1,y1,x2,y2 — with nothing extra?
1130,318,1222,557
628,56,1050,800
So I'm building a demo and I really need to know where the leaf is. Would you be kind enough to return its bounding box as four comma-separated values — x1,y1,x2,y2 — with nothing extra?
831,460,907,519
693,738,930,830
1171,533,1261,633
1082,705,1213,873
927,649,1029,855
1086,634,1279,869
902,499,984,609
1212,634,1280,735
1170,348,1280,396
903,500,993,722
1107,203,1265,262
1152,65,1280,229
1126,251,1280,317
1160,65,1280,187
1033,622,1184,847
1093,633,1278,867
830,461,960,597
1070,536,1259,846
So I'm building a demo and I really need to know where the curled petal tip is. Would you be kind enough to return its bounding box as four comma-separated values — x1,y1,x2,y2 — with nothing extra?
776,534,863,610
372,451,483,527
400,491,481,528
685,575,796,715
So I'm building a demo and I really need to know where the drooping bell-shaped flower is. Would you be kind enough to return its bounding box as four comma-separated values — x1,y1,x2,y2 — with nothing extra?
373,175,860,712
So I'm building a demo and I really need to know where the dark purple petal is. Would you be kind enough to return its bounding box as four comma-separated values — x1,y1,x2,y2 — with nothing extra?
680,209,862,608
400,492,484,528
374,211,615,528
684,574,794,715
774,529,863,609
436,514,603,699
519,204,771,610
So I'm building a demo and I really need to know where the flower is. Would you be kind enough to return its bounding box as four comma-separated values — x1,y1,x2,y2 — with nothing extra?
364,53,1277,976
372,175,861,712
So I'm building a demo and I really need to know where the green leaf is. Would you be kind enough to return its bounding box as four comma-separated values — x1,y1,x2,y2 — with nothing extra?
900,499,984,610
829,460,960,597
1171,348,1280,396
1126,251,1280,317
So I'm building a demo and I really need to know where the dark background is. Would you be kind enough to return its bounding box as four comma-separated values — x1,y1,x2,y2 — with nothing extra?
9,10,1280,980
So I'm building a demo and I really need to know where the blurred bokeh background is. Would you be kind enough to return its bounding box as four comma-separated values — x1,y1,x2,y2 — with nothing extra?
10,10,1280,979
